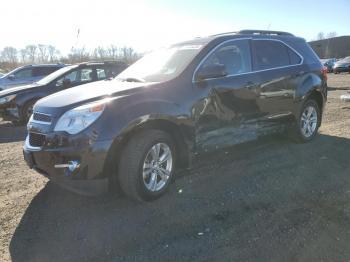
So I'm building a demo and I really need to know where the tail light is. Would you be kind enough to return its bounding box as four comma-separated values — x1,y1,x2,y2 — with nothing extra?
322,66,328,81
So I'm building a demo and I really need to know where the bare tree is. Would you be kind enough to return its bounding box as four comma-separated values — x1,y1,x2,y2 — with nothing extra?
25,45,37,63
0,43,139,71
20,49,27,63
107,45,119,60
1,47,18,65
326,31,337,39
316,32,325,40
47,45,60,62
68,46,90,63
120,46,137,63
38,44,49,62
92,46,107,61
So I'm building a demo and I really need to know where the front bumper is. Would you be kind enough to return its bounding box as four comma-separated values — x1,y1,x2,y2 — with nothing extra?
23,135,113,196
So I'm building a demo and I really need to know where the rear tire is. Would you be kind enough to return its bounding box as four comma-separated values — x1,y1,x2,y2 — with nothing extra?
118,129,176,202
290,99,320,143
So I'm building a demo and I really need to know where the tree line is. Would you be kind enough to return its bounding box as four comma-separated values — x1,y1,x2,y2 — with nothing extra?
0,44,140,72
314,31,338,41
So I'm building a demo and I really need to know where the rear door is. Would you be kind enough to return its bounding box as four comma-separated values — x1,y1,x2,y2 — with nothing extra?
252,39,302,123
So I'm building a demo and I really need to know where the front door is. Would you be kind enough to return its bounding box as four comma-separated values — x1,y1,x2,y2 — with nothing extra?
192,39,262,151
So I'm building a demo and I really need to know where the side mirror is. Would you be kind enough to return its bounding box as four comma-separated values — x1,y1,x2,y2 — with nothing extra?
196,64,227,81
8,74,15,80
62,78,71,89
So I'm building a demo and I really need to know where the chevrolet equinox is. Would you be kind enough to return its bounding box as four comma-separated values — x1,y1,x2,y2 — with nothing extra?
23,30,327,202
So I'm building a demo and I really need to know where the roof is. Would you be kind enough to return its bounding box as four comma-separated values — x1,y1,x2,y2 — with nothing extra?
173,29,302,47
22,63,66,67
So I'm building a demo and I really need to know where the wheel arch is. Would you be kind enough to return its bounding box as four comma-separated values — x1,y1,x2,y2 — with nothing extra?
102,117,192,183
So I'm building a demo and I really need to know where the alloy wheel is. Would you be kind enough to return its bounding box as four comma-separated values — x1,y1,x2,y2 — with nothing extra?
142,143,173,192
300,105,318,138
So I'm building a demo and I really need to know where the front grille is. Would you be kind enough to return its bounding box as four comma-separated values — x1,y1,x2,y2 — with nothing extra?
29,132,46,147
33,112,51,123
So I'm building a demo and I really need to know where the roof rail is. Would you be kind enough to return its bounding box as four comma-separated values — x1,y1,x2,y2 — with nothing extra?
210,31,238,37
238,30,294,36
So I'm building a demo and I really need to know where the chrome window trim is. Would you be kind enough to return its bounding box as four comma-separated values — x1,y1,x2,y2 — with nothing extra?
192,37,304,83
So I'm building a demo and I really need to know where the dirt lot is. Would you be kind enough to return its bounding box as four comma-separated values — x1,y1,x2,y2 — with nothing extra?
1,74,350,262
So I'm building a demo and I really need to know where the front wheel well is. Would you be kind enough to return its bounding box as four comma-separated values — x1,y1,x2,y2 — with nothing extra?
103,119,191,185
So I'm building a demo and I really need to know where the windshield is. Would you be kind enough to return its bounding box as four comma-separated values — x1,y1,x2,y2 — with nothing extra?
339,56,350,63
116,44,203,82
36,65,76,85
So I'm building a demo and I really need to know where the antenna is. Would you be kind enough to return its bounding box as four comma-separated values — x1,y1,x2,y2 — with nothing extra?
71,28,80,50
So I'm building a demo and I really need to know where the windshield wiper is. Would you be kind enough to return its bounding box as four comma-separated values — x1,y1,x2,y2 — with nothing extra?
121,77,146,83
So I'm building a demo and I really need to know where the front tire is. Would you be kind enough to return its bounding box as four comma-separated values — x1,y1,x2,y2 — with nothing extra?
118,129,176,202
17,100,36,125
291,99,320,143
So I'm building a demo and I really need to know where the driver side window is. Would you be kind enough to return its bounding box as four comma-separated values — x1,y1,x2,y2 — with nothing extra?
201,40,252,76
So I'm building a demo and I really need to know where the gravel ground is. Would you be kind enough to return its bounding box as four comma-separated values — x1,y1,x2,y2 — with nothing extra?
1,74,350,262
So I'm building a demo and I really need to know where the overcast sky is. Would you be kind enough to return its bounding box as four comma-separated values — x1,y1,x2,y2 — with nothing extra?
1,0,349,54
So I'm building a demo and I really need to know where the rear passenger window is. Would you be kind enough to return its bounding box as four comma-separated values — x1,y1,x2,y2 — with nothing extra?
288,49,302,65
201,39,252,76
253,40,290,70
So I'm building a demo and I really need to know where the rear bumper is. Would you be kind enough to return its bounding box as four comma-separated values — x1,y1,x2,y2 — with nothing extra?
23,136,113,196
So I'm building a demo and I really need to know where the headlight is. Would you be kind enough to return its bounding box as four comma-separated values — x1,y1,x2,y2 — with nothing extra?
54,100,106,134
0,94,16,105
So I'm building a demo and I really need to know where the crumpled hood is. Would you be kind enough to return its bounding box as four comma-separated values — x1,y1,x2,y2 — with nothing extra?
35,80,155,115
0,83,41,97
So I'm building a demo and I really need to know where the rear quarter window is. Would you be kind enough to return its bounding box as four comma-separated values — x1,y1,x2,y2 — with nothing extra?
288,49,302,65
294,42,321,65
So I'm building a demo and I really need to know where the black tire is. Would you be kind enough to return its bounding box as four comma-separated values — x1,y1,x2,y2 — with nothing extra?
290,99,320,143
118,129,176,202
18,100,36,125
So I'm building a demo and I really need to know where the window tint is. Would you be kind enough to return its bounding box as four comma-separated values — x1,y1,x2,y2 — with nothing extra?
288,49,302,65
200,40,252,76
32,67,59,77
14,68,32,78
253,40,290,70
295,42,319,65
